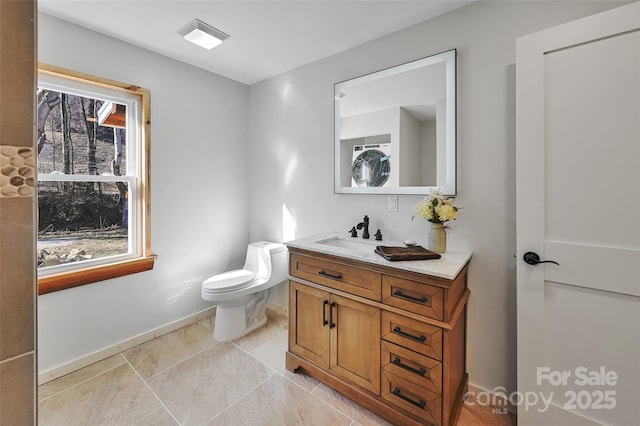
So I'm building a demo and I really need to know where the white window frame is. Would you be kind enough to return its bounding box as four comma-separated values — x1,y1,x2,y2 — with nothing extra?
37,64,154,294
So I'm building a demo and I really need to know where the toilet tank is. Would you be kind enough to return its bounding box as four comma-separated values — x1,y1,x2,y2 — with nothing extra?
243,241,288,282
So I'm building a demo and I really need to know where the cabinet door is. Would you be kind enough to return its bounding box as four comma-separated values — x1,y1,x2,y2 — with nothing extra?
330,294,381,394
289,281,331,368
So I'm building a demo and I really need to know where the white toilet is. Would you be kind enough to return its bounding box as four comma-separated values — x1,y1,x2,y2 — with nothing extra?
201,241,288,342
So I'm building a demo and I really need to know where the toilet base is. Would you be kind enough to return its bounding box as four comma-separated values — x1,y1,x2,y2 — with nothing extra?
213,289,271,342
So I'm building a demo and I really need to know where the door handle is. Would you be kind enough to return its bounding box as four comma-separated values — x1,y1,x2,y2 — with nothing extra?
523,251,559,266
392,357,427,377
329,302,336,329
322,300,328,326
392,388,426,409
393,290,428,304
392,326,426,343
319,270,343,280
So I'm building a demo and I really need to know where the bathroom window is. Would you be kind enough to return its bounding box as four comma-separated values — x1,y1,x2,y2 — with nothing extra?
36,65,154,294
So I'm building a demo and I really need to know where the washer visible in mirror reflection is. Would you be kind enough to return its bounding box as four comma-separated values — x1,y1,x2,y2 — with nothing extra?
352,149,391,187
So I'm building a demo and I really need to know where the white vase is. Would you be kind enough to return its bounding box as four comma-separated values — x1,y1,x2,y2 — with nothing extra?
427,223,447,254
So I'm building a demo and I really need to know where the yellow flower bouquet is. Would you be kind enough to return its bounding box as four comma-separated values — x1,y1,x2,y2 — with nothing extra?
413,190,459,225
413,191,459,253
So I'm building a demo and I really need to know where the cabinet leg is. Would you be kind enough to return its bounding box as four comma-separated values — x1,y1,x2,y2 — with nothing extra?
285,351,301,373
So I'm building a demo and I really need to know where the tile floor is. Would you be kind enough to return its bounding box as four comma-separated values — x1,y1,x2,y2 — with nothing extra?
38,311,515,426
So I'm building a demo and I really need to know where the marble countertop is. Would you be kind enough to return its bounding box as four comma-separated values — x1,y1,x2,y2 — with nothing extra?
286,232,472,280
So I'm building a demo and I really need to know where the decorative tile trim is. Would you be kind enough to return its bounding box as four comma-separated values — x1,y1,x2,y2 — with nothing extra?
0,146,35,198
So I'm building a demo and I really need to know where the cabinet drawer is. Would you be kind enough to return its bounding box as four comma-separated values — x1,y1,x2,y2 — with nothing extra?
381,340,442,394
381,311,442,361
290,253,381,301
381,371,442,426
382,275,444,320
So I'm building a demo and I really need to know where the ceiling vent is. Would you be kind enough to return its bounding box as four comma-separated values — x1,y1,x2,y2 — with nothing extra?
178,19,229,50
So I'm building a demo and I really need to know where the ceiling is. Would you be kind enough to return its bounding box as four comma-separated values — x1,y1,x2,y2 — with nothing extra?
38,0,472,85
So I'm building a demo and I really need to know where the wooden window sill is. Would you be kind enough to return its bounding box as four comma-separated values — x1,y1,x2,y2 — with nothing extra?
38,256,156,295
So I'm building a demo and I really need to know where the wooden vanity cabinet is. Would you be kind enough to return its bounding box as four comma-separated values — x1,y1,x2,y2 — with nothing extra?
286,248,470,426
289,281,381,394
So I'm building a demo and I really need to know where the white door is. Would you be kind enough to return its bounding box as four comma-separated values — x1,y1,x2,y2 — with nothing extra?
516,3,640,425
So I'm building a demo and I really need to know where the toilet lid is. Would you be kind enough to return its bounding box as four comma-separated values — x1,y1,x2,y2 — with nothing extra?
202,269,256,293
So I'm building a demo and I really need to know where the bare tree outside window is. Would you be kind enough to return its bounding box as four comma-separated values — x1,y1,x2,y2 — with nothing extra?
37,89,129,268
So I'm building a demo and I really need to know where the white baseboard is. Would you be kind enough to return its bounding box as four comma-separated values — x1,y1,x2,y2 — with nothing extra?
467,382,518,416
38,307,216,385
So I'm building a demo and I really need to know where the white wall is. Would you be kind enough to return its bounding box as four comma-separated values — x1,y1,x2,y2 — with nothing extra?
37,14,250,373
248,0,623,396
420,120,437,186
340,108,396,140
398,107,421,186
435,97,448,187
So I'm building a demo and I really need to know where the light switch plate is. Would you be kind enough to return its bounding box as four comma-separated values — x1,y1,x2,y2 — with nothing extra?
388,196,398,212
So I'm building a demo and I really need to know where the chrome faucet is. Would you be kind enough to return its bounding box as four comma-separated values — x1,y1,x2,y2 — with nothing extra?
356,215,370,239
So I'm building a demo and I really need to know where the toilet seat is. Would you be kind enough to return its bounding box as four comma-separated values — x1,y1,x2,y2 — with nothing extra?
202,269,256,293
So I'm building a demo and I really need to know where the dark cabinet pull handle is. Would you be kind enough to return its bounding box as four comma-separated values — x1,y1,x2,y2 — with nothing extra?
392,357,426,377
393,290,427,304
523,251,559,266
319,270,343,280
393,326,426,343
329,302,336,329
392,388,426,409
322,300,329,326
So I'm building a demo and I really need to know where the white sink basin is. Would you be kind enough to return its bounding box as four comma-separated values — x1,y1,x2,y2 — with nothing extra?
314,236,378,254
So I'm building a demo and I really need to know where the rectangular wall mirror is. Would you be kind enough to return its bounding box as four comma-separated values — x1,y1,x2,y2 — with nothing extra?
334,49,457,195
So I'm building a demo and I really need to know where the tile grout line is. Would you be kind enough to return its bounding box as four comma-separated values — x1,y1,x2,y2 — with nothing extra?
232,322,332,401
245,324,363,426
306,383,360,425
122,320,282,424
41,318,217,400
227,331,287,383
132,316,283,382
142,338,219,381
38,314,396,426
123,354,182,426
215,367,359,426
205,366,278,424
206,319,289,424
240,325,324,394
143,343,214,381
217,332,360,426
232,327,288,358
284,374,322,398
37,353,129,403
244,317,379,425
197,316,215,331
